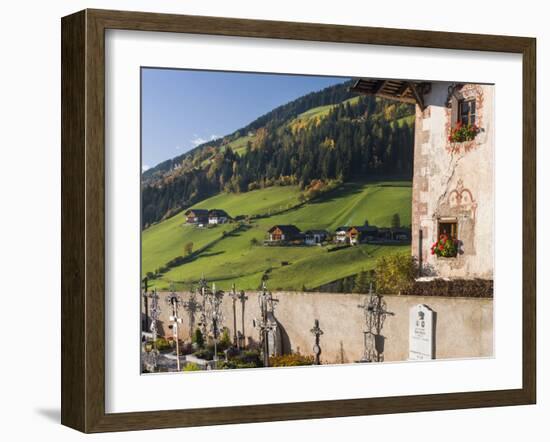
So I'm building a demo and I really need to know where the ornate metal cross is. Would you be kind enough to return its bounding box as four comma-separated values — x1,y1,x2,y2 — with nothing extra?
204,283,225,368
141,277,149,331
258,280,278,314
310,319,324,365
182,291,201,338
256,281,278,367
165,284,183,371
196,275,211,336
148,289,161,342
229,284,239,348
237,289,248,349
143,288,161,371
357,283,394,362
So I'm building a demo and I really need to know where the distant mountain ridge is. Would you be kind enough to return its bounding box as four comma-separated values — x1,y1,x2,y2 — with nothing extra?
141,79,415,228
142,80,357,181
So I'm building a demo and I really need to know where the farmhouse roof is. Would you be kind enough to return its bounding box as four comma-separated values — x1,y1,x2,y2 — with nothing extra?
268,225,302,236
208,209,230,218
185,208,208,216
305,229,329,235
356,225,379,233
350,78,431,109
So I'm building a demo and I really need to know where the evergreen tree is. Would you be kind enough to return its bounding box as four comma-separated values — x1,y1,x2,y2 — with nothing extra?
391,213,401,229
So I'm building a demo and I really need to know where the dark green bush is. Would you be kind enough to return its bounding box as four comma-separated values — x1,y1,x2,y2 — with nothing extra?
375,253,417,294
192,328,205,348
218,329,232,351
402,278,493,298
154,337,171,351
183,362,201,372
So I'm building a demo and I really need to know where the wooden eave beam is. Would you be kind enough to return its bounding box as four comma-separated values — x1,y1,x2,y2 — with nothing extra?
374,93,417,105
374,80,387,94
407,82,425,110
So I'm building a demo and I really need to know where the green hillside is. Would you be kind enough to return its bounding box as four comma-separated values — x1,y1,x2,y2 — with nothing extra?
193,185,302,217
142,181,411,291
226,134,256,156
141,79,415,229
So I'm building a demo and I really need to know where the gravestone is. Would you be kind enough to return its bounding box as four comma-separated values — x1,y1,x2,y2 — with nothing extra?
409,304,435,360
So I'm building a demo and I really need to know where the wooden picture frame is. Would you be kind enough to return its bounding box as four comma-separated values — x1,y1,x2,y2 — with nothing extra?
61,9,536,433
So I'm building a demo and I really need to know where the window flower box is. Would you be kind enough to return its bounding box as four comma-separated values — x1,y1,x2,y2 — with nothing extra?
448,121,480,143
431,234,459,258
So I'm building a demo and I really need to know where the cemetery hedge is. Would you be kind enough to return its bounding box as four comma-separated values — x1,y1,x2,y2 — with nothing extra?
401,278,493,298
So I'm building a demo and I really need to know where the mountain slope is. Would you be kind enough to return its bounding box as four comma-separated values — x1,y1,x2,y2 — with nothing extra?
142,181,412,291
141,80,415,229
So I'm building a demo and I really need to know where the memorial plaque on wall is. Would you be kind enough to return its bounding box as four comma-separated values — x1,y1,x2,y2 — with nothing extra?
409,304,434,360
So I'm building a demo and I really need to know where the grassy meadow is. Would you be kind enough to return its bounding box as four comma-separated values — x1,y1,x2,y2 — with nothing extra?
142,181,412,291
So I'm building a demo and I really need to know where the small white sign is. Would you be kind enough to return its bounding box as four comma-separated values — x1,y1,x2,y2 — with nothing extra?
409,304,435,360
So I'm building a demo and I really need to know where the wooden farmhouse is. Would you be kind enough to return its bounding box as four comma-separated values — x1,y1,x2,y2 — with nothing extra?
351,79,494,279
335,226,350,243
304,230,329,245
185,208,232,226
184,209,209,226
267,225,302,243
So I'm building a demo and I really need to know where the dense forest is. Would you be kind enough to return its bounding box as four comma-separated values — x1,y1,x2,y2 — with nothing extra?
142,80,415,228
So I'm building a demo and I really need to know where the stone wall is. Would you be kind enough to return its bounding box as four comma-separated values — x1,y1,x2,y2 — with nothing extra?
146,290,493,364
411,82,494,279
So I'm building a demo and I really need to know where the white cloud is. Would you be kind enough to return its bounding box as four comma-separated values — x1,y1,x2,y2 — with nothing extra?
190,134,220,148
142,164,150,172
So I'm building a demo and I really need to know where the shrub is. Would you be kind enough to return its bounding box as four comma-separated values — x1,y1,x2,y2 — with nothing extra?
183,362,201,372
184,241,194,256
218,361,259,369
248,182,260,191
219,328,232,351
225,350,263,368
391,213,401,228
154,337,171,351
192,328,205,349
375,253,417,294
193,349,214,360
269,353,314,367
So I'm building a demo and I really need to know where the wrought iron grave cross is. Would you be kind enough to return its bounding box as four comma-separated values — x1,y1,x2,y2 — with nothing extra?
165,284,183,371
182,291,201,338
357,284,394,362
310,319,324,365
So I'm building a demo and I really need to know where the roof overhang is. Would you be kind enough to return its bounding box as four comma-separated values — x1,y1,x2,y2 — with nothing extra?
350,78,431,110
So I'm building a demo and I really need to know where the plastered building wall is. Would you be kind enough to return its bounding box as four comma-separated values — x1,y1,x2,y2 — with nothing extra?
411,83,494,278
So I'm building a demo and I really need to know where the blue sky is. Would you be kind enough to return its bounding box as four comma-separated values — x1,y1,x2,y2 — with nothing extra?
141,69,349,169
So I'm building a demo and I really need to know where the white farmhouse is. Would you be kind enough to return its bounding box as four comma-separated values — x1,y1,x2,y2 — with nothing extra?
208,209,231,225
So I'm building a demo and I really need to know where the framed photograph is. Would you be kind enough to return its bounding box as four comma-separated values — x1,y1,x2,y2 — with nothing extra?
61,9,536,433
